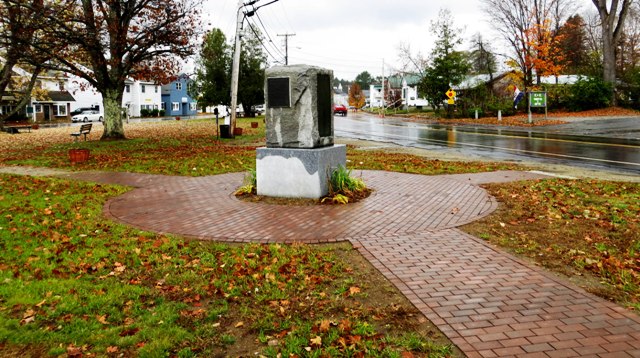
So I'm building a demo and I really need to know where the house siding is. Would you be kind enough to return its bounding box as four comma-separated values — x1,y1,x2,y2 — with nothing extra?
161,75,198,117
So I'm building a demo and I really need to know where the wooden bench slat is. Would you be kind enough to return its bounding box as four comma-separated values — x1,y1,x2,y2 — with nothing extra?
71,123,92,141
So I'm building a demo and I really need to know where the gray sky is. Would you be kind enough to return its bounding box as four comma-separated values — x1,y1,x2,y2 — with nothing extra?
202,0,591,80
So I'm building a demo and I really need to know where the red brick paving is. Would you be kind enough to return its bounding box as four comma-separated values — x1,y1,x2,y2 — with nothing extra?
58,169,640,358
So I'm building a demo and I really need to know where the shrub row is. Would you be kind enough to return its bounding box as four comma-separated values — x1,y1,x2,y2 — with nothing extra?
140,109,166,117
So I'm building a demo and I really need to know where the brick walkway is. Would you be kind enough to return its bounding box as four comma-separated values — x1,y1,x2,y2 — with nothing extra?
49,169,640,357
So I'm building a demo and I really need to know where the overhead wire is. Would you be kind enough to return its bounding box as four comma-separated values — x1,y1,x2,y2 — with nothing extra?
245,19,285,64
253,11,286,58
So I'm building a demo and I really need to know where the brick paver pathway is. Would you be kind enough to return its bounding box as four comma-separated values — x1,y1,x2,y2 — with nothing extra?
41,169,640,357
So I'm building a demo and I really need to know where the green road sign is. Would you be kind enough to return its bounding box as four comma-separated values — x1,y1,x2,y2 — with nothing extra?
529,92,547,108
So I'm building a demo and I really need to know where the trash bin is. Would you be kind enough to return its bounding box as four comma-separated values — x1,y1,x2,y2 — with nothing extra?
219,124,232,138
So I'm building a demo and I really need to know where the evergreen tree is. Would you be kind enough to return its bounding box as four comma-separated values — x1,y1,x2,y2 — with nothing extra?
354,71,374,90
238,27,267,117
557,15,589,75
419,9,470,111
194,29,231,108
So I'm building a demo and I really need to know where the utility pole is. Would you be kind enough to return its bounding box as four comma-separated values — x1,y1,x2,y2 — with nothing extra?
229,0,248,137
381,59,385,118
277,33,296,65
229,0,279,137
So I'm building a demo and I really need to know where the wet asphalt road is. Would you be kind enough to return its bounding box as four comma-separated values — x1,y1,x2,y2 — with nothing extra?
334,112,640,175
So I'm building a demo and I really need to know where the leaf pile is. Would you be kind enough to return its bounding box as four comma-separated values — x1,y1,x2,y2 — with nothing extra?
0,174,455,357
464,179,640,309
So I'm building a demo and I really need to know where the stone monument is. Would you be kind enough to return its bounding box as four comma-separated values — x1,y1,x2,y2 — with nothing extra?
256,65,346,198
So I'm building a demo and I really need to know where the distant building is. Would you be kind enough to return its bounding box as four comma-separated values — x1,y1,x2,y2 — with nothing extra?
161,74,198,117
369,73,429,108
123,80,161,117
29,91,75,122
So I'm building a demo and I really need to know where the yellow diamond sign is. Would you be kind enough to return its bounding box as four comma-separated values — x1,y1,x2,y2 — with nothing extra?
446,89,456,99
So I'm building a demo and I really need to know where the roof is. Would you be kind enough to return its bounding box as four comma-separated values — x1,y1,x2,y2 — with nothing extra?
540,75,580,85
48,91,76,102
386,73,422,88
456,72,582,89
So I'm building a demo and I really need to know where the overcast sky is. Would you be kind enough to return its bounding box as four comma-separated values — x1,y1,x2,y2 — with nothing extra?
202,0,592,80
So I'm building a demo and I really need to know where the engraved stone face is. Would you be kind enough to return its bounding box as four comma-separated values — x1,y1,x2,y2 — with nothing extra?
264,65,334,149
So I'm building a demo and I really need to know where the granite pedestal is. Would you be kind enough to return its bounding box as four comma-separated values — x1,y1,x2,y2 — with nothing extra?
256,145,346,198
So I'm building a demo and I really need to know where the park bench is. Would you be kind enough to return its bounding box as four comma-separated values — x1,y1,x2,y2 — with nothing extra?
4,125,32,134
71,123,92,142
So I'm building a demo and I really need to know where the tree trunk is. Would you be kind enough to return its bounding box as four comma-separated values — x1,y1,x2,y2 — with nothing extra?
602,32,617,84
101,89,126,140
593,0,633,105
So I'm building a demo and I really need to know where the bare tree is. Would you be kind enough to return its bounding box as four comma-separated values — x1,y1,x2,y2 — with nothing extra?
469,33,497,80
591,0,635,102
396,42,427,76
481,0,570,88
616,4,640,79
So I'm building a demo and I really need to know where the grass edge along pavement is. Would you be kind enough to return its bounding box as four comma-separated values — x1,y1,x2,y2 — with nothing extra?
1,117,640,356
463,178,640,311
0,174,459,356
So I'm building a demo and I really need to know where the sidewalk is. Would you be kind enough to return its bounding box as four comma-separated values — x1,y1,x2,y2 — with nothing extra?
2,166,640,357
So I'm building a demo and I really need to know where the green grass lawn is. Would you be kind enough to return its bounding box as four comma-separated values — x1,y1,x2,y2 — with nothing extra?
0,174,455,357
1,116,639,355
0,118,461,356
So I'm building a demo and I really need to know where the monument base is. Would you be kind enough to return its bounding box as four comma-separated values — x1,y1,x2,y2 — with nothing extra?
256,144,346,199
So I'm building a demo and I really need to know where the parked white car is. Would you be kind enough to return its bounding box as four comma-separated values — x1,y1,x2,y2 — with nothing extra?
71,110,103,123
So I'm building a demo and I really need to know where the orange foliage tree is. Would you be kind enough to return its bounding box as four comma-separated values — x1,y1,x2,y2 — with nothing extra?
348,83,366,109
526,20,566,83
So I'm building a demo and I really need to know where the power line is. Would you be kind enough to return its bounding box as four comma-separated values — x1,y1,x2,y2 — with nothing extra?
246,20,284,64
253,12,286,58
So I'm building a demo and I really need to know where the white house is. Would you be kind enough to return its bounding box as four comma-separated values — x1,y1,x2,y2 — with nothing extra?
62,69,161,117
369,84,384,107
122,80,161,117
401,78,429,107
369,73,428,108
26,70,76,122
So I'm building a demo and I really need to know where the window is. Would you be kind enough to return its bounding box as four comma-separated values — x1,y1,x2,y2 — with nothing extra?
35,104,42,113
125,85,130,93
58,81,65,91
155,86,158,93
187,82,192,92
175,82,182,91
161,102,166,110
53,104,67,116
141,85,146,93
189,102,197,111
172,102,179,111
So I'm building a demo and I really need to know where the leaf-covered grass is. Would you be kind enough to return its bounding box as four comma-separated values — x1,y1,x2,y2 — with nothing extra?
2,117,525,177
0,174,456,357
1,118,264,176
463,179,640,310
348,149,524,175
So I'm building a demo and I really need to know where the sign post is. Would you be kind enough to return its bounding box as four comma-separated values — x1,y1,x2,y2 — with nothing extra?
445,89,456,104
528,91,547,123
214,107,219,140
445,89,456,118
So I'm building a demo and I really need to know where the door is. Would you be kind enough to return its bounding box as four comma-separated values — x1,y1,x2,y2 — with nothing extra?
43,105,50,121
